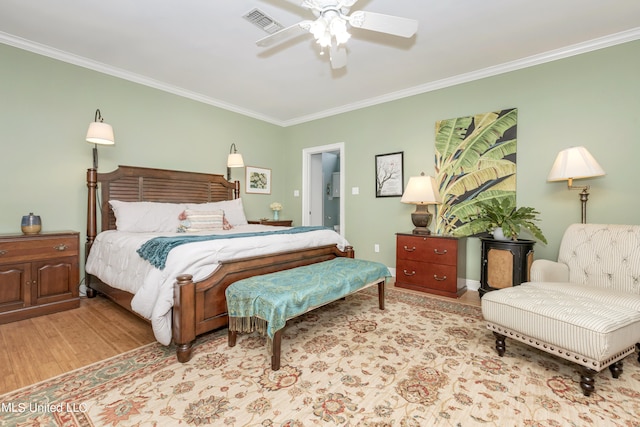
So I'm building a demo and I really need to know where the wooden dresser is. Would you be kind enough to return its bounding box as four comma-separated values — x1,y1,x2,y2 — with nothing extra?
395,232,466,298
0,231,80,323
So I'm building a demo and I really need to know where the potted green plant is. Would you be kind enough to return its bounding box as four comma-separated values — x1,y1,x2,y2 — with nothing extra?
467,198,547,244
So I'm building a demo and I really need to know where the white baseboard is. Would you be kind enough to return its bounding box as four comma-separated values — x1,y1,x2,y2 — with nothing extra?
464,279,481,292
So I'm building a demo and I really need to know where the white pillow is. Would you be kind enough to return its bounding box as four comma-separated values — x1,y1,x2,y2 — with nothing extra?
109,200,186,232
187,198,248,226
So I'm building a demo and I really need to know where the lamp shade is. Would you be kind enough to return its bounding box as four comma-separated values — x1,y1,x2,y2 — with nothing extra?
227,153,244,168
547,146,604,181
401,174,442,205
86,122,115,146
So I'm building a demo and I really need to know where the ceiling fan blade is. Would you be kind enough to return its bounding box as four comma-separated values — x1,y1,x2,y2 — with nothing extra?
256,21,312,47
348,11,418,38
329,44,347,69
275,0,309,7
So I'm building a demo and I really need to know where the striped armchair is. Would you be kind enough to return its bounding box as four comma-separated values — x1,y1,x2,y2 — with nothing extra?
481,224,640,396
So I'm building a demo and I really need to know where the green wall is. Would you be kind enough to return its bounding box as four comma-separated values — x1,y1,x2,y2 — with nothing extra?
1,40,638,285
0,43,288,264
284,40,640,281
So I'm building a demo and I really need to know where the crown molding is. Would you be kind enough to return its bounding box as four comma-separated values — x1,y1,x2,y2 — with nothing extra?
0,31,278,125
2,27,639,128
281,27,640,126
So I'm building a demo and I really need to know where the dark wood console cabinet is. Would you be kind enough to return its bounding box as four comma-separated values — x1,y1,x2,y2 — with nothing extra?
396,233,466,298
479,237,534,297
0,231,80,323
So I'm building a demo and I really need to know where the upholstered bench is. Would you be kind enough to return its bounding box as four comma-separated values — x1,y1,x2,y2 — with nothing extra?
483,285,640,395
226,257,389,370
481,224,640,396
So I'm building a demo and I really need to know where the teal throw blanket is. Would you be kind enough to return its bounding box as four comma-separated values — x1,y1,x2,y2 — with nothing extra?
137,226,329,269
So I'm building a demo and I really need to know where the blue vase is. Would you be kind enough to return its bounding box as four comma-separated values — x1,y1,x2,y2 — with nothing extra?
21,212,42,234
273,210,279,221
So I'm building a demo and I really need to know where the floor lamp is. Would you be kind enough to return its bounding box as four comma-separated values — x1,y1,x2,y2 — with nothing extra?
547,146,605,224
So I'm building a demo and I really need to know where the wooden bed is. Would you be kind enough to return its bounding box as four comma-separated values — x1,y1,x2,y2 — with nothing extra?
85,165,354,362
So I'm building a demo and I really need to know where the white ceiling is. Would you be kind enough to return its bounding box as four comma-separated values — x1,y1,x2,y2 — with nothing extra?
1,0,639,126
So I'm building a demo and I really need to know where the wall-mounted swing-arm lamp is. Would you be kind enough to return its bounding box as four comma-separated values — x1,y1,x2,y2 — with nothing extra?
85,109,115,169
227,143,244,181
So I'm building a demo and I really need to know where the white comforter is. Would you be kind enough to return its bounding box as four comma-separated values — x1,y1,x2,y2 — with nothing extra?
85,225,350,345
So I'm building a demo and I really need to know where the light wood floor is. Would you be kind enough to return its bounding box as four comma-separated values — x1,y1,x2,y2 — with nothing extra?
0,296,155,395
0,285,480,395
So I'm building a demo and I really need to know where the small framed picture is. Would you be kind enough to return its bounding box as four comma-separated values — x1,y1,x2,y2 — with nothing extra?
245,166,271,194
375,152,404,197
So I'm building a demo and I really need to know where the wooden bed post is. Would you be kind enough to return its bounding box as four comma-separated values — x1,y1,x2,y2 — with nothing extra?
233,180,240,199
86,168,98,249
174,274,197,362
86,168,98,297
345,245,355,258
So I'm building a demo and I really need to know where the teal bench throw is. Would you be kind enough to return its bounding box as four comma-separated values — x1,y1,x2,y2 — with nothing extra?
226,257,389,370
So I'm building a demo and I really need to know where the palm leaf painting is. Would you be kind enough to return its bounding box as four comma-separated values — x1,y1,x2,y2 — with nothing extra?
434,108,517,236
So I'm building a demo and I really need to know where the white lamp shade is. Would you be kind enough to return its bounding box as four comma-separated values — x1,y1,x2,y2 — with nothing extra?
227,153,244,168
547,146,605,181
86,122,115,145
401,174,442,205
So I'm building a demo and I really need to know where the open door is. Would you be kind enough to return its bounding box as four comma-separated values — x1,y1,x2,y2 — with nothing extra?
302,143,345,237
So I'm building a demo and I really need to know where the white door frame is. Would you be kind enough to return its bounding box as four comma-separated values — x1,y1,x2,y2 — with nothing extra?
302,142,345,237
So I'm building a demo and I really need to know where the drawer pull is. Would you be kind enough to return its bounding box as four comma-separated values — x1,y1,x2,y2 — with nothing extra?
434,249,448,255
402,269,416,276
53,244,68,251
433,275,447,281
403,246,417,252
0,250,6,256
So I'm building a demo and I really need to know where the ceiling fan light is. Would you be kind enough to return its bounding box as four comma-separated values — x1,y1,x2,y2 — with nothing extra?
310,18,327,40
335,29,351,45
317,32,332,47
331,17,351,45
330,16,348,34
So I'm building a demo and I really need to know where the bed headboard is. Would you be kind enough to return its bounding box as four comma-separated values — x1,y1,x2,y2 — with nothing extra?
86,165,240,250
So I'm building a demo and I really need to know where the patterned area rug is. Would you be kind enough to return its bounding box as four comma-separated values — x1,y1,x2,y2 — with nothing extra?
2,288,640,426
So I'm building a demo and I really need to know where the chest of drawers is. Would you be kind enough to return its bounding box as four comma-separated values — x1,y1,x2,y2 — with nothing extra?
0,231,80,323
395,233,466,298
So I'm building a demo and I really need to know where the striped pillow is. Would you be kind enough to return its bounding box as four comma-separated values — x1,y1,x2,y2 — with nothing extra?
182,209,224,232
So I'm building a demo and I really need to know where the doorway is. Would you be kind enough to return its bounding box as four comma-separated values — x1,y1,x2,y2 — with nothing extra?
302,143,345,237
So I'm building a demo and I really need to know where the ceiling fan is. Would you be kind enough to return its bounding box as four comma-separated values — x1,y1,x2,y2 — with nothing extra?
256,0,418,69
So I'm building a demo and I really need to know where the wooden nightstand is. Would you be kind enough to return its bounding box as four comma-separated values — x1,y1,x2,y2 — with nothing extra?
395,232,466,298
248,220,293,227
0,231,80,323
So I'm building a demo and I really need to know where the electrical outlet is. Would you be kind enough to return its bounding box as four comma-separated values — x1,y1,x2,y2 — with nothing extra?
293,190,300,197
374,244,380,253
352,187,359,195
